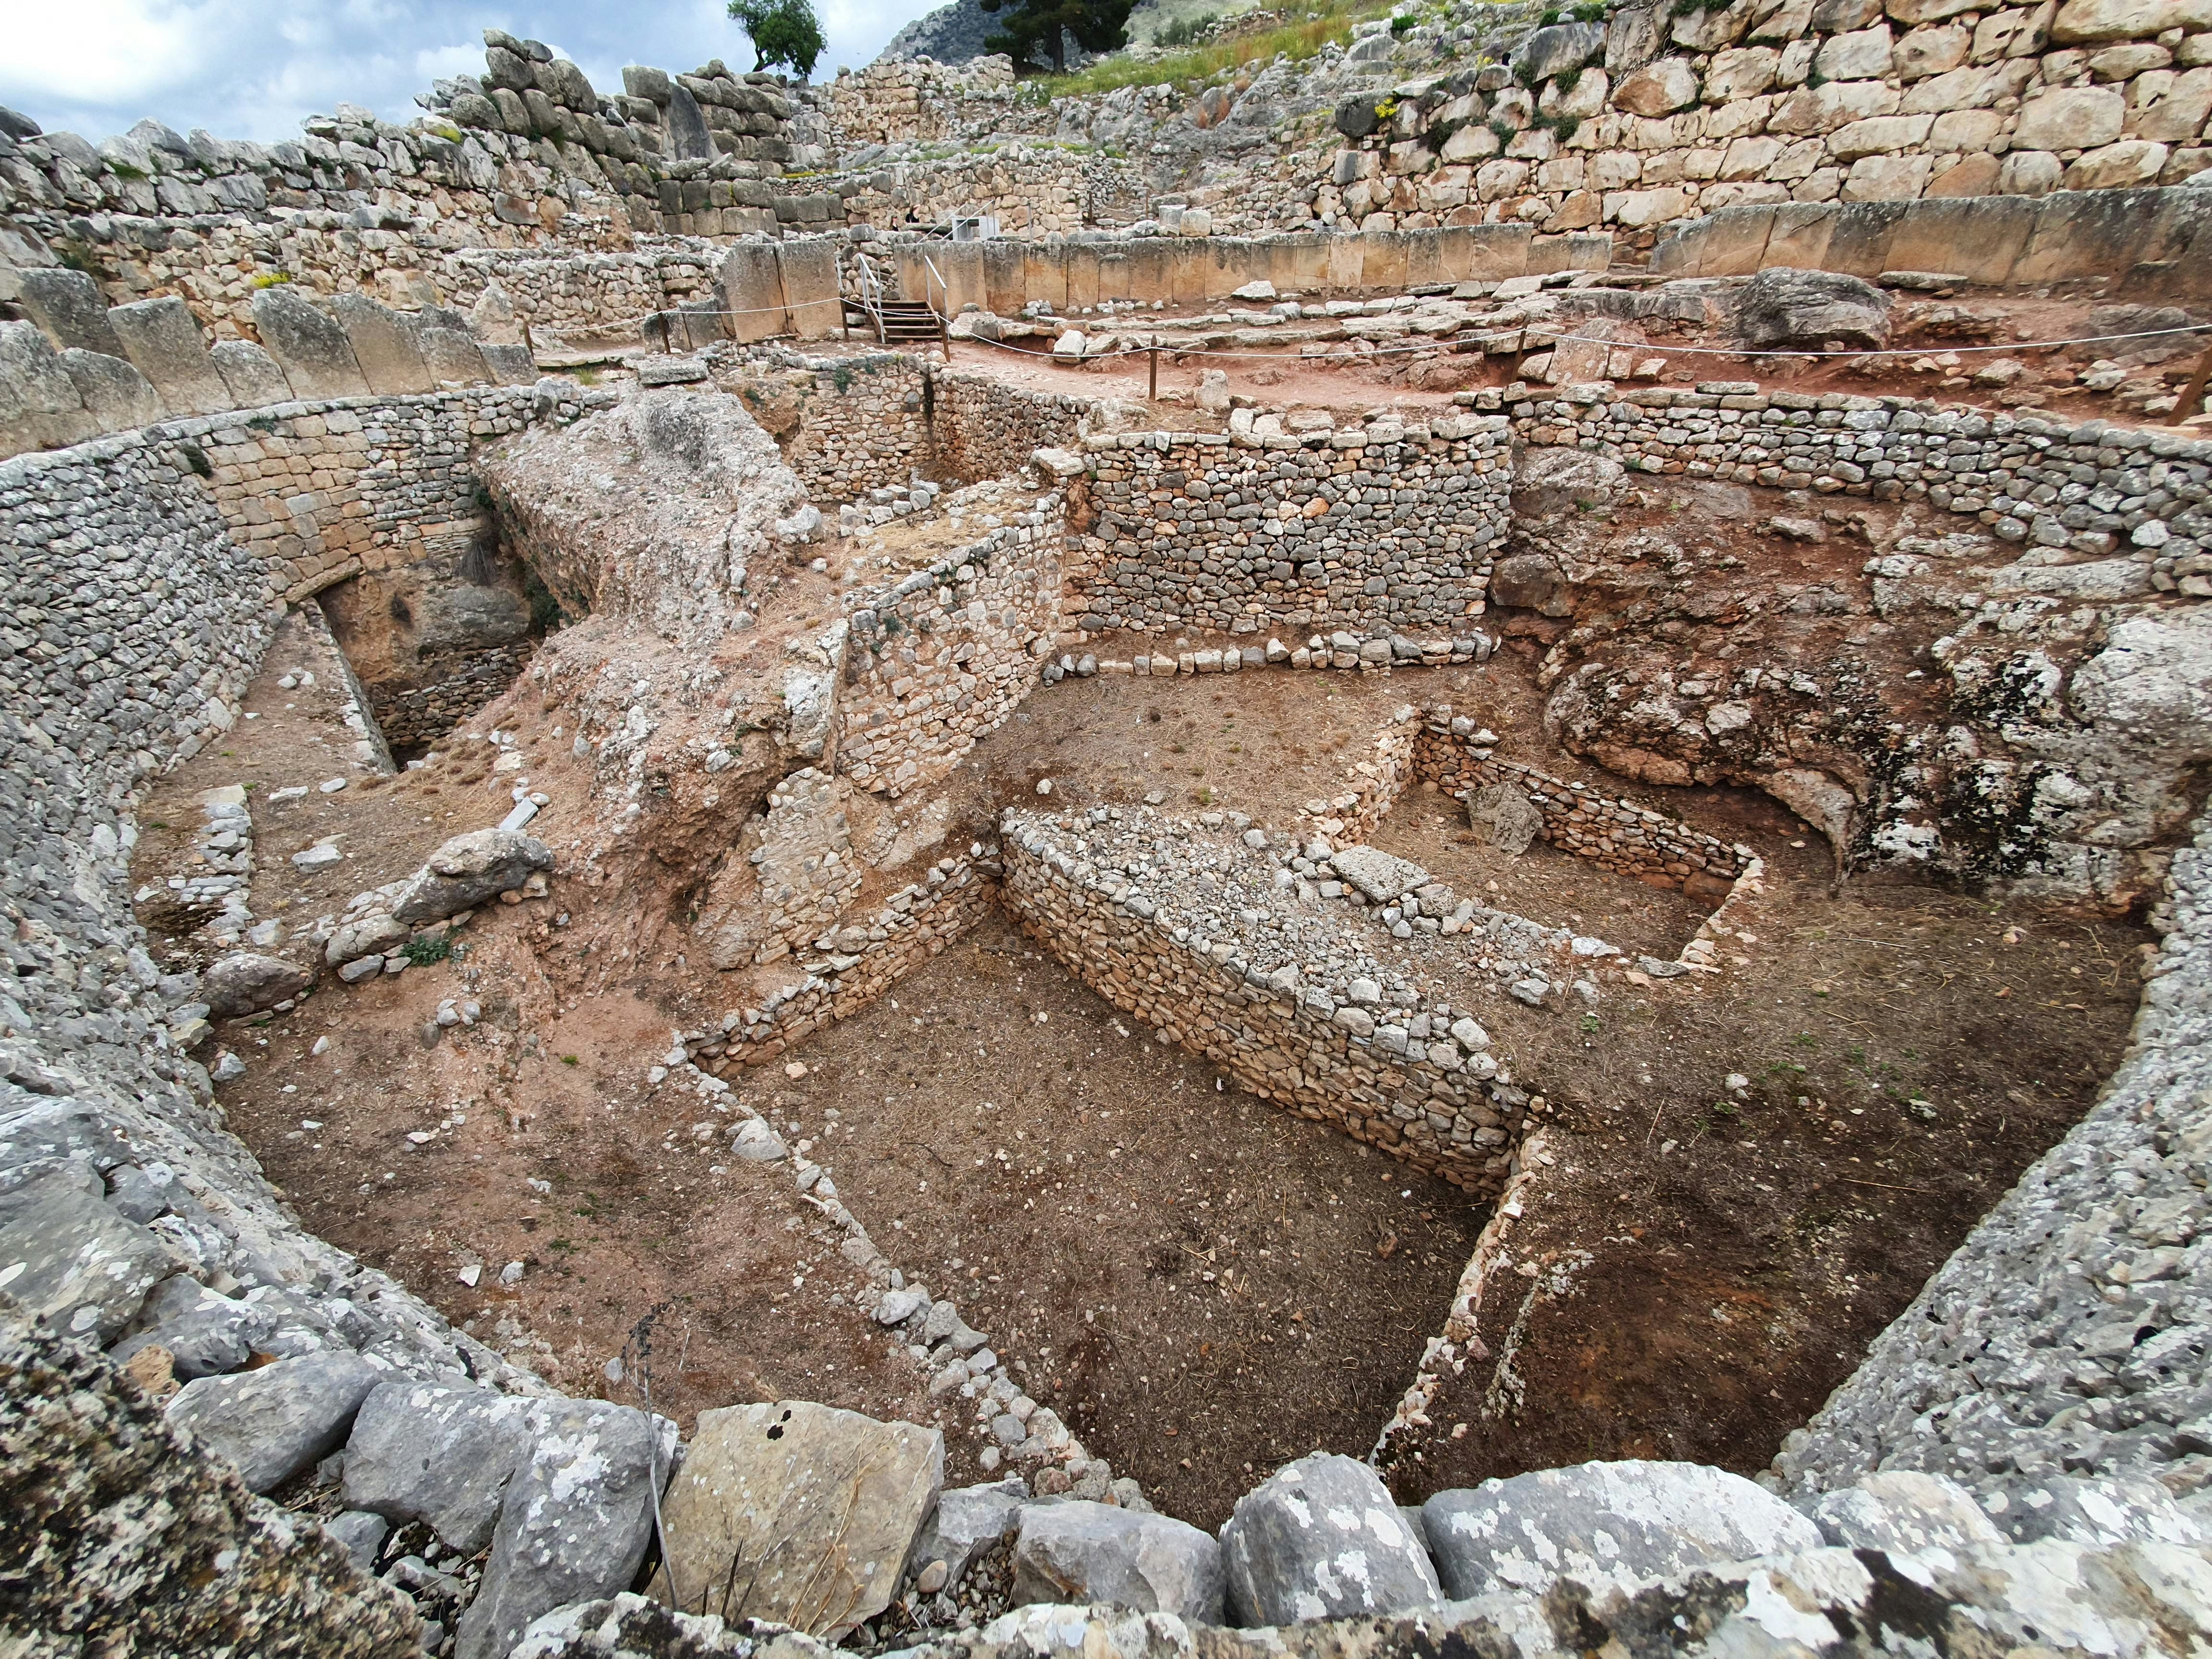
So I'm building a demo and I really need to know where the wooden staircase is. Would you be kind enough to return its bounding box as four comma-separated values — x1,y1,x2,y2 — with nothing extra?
845,296,944,347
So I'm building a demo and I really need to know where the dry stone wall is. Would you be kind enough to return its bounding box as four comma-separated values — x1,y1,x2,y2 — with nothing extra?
1001,807,1535,1192
1507,382,2212,589
1064,416,1512,639
840,488,1070,797
1415,719,1749,887
687,852,999,1071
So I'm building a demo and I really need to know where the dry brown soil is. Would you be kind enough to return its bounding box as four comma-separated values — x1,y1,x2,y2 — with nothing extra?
1378,809,2150,1498
766,908,1479,1530
150,612,2152,1530
1370,789,1713,962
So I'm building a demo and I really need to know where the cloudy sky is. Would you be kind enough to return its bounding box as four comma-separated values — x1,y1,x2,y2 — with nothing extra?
1,0,933,145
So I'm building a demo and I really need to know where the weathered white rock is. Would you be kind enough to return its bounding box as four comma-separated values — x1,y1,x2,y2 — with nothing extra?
167,1351,385,1493
1422,1460,1824,1600
456,1397,673,1659
343,1380,536,1553
1219,1454,1440,1626
1012,1499,1225,1623
646,1401,942,1639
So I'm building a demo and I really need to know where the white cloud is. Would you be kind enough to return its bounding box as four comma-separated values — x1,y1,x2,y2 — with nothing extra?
0,0,931,144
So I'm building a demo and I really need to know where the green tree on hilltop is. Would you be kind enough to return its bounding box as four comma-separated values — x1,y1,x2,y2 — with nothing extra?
728,0,827,77
981,0,1137,73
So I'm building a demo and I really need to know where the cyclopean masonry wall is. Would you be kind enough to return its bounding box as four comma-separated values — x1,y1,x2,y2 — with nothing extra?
1001,807,1537,1193
1063,416,1513,639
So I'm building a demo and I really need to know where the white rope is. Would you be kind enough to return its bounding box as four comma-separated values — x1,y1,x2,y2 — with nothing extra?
611,301,2212,366
1541,324,2212,358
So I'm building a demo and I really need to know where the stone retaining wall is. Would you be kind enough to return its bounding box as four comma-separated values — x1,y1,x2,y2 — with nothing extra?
185,386,556,603
839,489,1069,798
1776,809,2212,1503
1415,720,1748,887
929,373,1089,485
688,854,999,1073
1001,808,1533,1192
1063,416,1513,638
0,421,547,1430
1507,385,2212,591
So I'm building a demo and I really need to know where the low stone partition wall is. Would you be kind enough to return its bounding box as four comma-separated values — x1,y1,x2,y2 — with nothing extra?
1415,717,1749,890
1512,386,2212,591
1000,807,1534,1193
839,481,1069,798
1063,415,1512,639
684,852,998,1072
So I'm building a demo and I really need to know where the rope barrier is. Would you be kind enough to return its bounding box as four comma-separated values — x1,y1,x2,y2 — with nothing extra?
618,300,2212,371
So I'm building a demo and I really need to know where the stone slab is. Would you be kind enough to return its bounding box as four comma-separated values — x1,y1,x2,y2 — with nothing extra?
0,1177,172,1343
107,297,232,416
647,1400,942,1638
1012,1500,1224,1623
252,286,370,400
166,1350,385,1493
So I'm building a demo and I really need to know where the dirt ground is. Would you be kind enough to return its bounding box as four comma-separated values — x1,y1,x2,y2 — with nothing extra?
1377,835,2151,1498
766,908,1479,1531
991,664,1455,827
212,954,957,1440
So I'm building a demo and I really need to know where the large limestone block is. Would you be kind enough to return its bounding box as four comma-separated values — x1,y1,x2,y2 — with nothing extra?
2013,84,2127,150
646,1401,942,1638
1734,266,1891,347
167,1351,385,1492
1219,1453,1440,1627
1806,1472,2006,1555
2052,0,2212,40
343,1380,534,1553
328,294,433,395
252,285,370,400
456,1398,671,1659
0,1178,171,1343
1880,194,2036,283
913,1477,1028,1587
16,266,124,356
1011,1501,1224,1623
777,240,843,340
1612,57,1700,114
415,323,491,385
1329,845,1431,902
1768,77,1900,132
391,829,553,924
2010,186,2164,282
1815,23,1897,76
1422,1459,1824,1600
210,338,296,406
201,951,313,1017
2065,139,2170,189
60,349,162,430
717,242,789,342
664,83,715,161
101,298,227,417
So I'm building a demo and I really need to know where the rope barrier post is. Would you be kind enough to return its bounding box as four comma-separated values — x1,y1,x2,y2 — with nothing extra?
1149,346,1157,402
940,310,951,363
2178,338,2212,426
